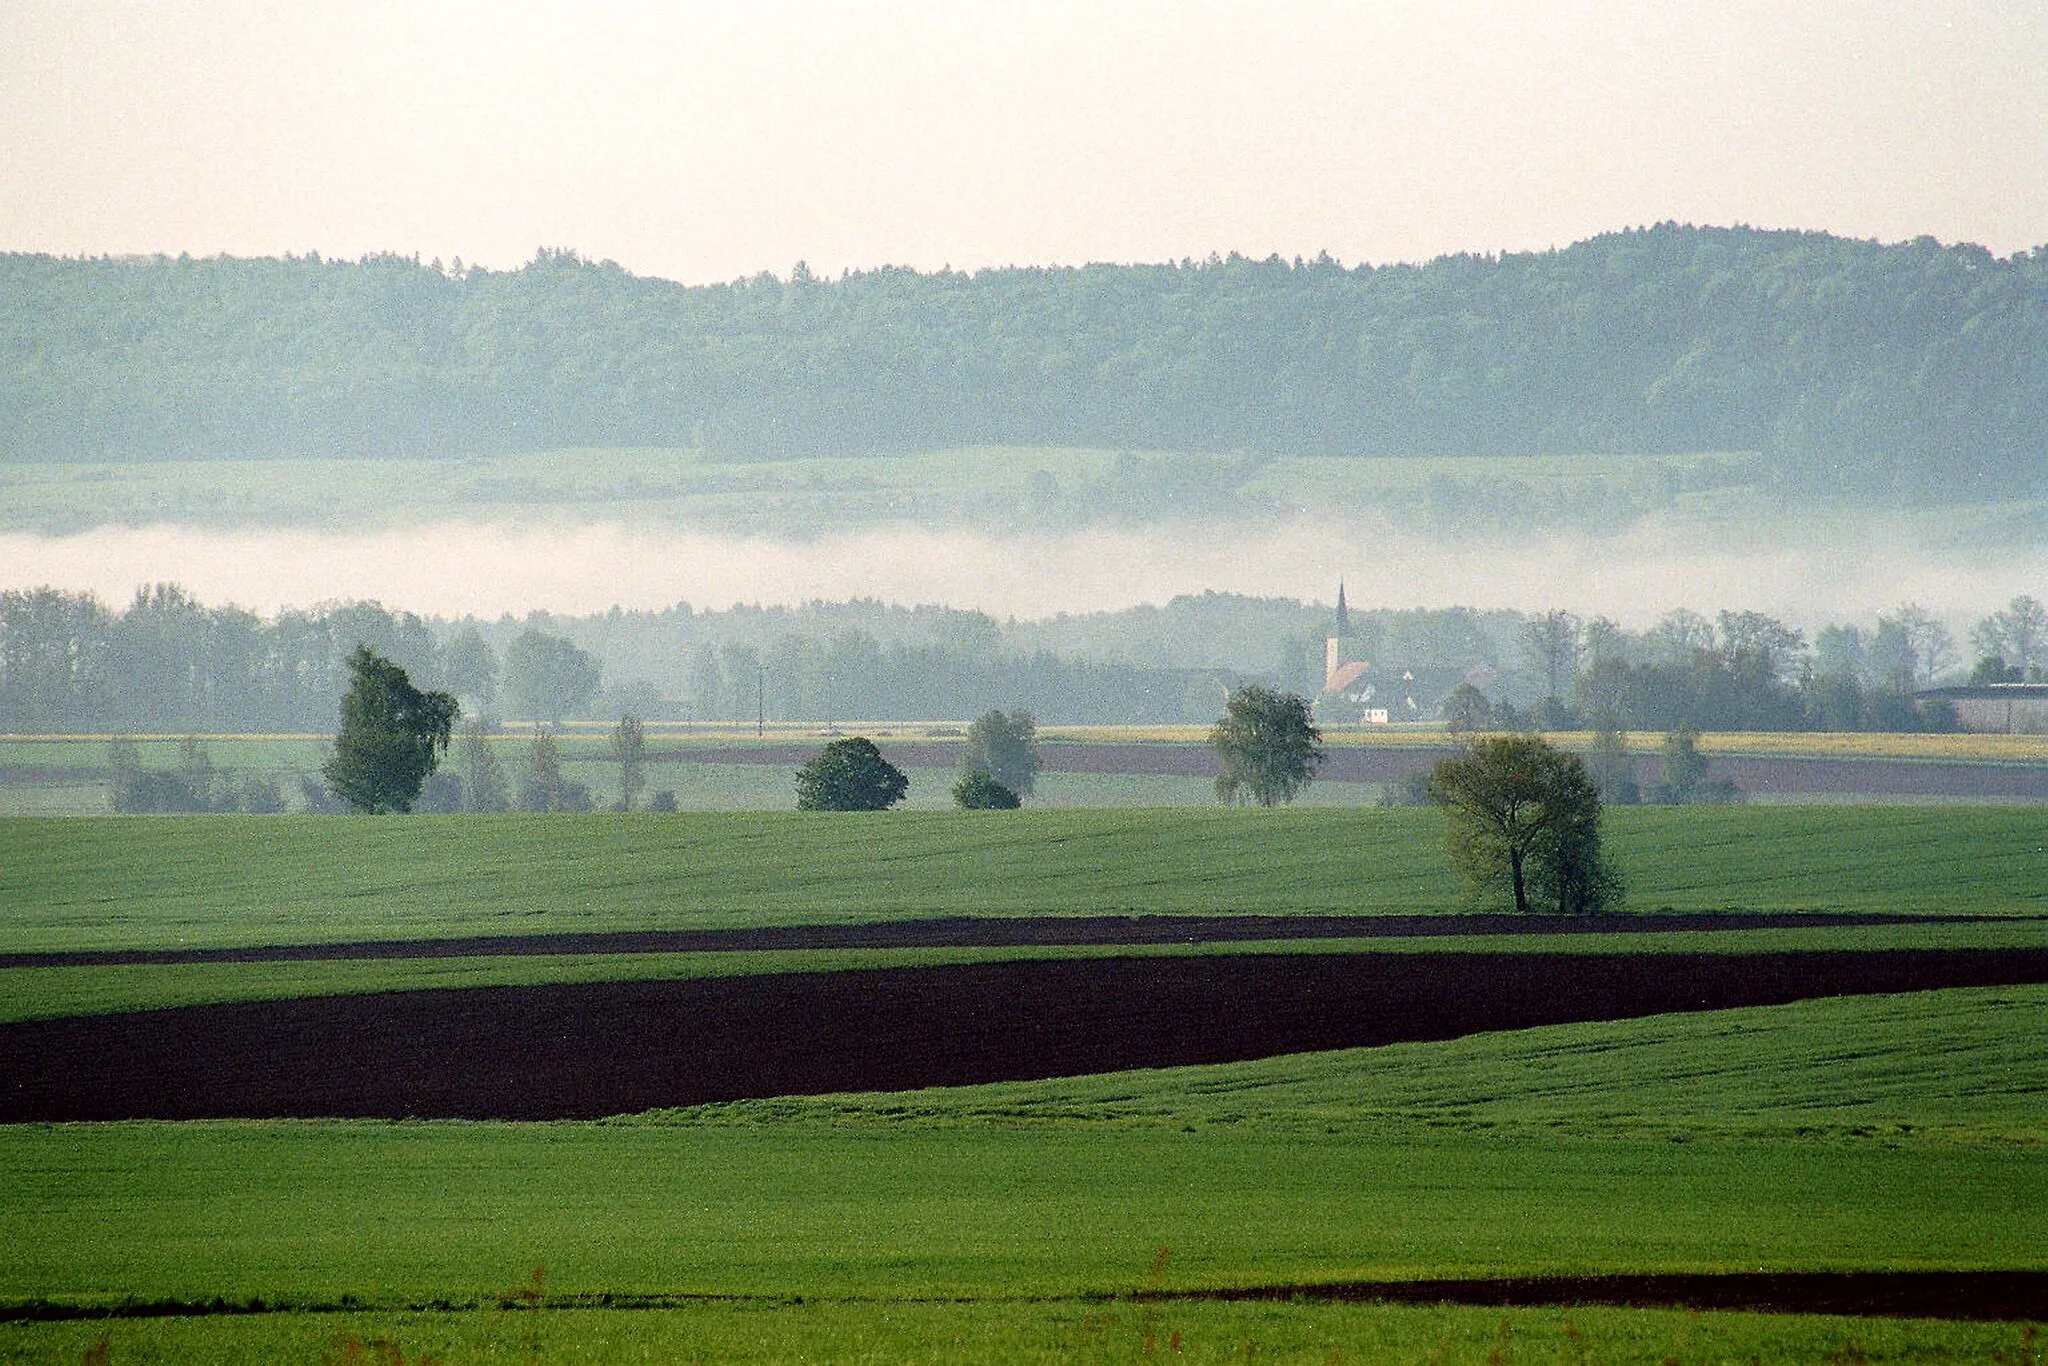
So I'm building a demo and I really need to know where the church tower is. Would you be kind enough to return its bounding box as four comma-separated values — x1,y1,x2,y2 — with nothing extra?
1324,581,1352,690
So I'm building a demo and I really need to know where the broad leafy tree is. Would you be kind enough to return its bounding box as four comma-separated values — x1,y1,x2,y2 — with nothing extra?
1210,685,1323,807
795,737,909,811
437,626,500,712
1440,683,1493,733
503,629,602,724
1972,595,2048,678
1427,735,1620,914
323,647,457,814
960,709,1040,800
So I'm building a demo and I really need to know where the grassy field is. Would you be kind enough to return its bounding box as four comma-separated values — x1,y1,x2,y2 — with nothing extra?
6,802,2047,1360
0,738,1390,816
3,988,2046,1358
9,727,2047,820
3,806,2045,954
4,1085,2042,1311
10,1297,2039,1364
24,1124,2029,1308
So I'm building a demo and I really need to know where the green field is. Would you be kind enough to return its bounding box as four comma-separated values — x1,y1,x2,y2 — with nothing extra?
0,737,1389,816
5,1123,2038,1307
4,806,2045,954
4,988,2046,1358
5,806,2047,1360
11,1298,2038,1365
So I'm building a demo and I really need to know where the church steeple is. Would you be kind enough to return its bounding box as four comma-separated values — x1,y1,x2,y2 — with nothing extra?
1325,580,1355,692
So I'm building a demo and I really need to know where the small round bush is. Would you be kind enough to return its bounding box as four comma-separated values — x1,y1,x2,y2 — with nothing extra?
953,769,1021,809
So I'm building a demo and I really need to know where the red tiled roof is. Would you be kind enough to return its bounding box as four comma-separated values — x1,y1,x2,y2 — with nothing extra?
1324,661,1372,693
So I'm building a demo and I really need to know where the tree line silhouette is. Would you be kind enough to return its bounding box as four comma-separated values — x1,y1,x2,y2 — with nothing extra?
5,225,2043,498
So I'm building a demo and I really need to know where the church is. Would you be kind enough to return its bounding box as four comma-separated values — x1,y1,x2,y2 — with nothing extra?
1320,583,1393,724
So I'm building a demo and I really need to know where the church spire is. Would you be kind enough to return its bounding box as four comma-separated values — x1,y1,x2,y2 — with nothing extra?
1334,580,1350,638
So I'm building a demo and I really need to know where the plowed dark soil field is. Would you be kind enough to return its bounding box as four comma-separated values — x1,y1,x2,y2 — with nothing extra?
7,948,2045,1121
0,909,1947,967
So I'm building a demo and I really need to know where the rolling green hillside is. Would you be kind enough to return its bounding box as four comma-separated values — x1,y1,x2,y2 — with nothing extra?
684,984,2048,1147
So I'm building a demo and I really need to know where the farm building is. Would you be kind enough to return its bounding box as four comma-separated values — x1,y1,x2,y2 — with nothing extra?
1915,683,2048,734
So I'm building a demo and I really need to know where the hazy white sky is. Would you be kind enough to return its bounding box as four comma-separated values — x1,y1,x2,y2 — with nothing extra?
3,1,2044,282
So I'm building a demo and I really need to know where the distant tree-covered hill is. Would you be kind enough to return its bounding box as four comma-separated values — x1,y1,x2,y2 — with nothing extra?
3,225,2043,499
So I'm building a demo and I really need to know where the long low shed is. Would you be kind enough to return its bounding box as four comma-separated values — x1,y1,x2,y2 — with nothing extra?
1917,684,2048,734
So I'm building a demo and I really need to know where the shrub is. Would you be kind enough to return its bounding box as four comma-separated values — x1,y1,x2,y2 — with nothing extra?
953,770,1021,809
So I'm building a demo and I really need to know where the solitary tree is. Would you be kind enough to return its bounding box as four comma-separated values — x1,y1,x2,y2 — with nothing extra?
611,713,647,811
1523,610,1583,705
1210,685,1324,807
1649,722,1740,804
1717,610,1805,682
323,646,457,814
436,626,500,712
1655,722,1709,803
515,727,593,812
1427,734,1620,914
795,737,909,811
502,629,602,724
1876,604,1956,690
960,709,1040,800
1440,683,1493,734
455,716,510,813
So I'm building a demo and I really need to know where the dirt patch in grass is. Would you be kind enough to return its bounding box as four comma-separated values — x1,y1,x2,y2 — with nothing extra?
5,949,2046,1122
4,1271,2041,1322
1158,1270,2048,1321
0,911,1971,968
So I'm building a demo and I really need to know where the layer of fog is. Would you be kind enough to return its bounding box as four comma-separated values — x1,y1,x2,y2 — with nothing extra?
1,518,2039,633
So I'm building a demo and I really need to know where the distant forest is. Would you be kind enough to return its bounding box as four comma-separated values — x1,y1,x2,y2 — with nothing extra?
4,224,2044,500
3,583,2022,737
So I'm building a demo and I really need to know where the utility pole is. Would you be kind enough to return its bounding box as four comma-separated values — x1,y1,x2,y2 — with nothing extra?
757,663,765,739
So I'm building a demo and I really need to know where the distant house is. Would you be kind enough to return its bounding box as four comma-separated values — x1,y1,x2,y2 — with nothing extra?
1915,684,2048,734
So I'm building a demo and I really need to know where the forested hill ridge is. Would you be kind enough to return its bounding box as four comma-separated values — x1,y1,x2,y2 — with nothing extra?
3,224,2043,499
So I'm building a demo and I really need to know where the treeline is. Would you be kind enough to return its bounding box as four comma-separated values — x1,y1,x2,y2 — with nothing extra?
0,585,1246,733
0,585,440,733
6,585,2038,736
5,225,2045,498
1464,602,2047,735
